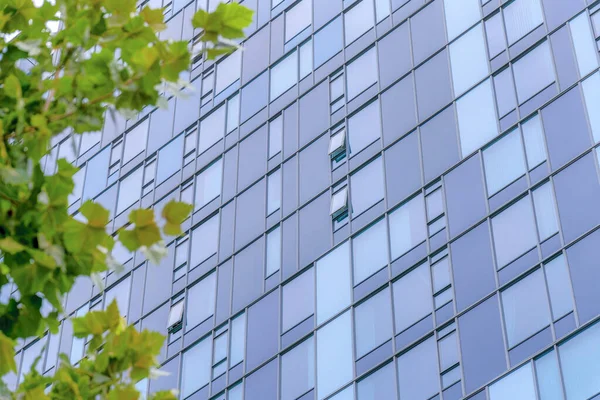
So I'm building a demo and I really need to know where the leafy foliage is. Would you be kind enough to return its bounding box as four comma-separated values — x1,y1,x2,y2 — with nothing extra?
0,0,252,397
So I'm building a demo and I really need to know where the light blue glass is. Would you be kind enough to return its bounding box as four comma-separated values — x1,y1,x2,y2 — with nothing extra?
544,255,574,320
226,94,240,134
215,50,241,95
559,321,600,400
582,72,600,143
228,383,243,400
299,39,313,79
521,114,546,168
375,0,390,23
491,196,537,268
181,336,212,398
314,17,343,68
489,363,536,400
532,182,559,241
117,167,143,214
123,119,148,163
397,337,439,400
157,134,184,182
457,79,499,157
282,268,314,332
317,311,354,400
449,23,489,96
281,337,315,400
266,227,281,277
190,214,219,267
195,158,223,209
535,350,565,400
388,194,427,260
355,288,393,358
83,146,110,200
513,41,555,103
352,219,389,284
285,0,311,41
444,0,481,41
347,47,378,100
392,263,433,333
327,386,354,400
229,313,246,367
186,272,216,328
503,0,544,45
348,100,381,155
316,242,352,324
485,12,507,58
570,12,599,78
494,67,517,117
357,362,397,400
270,51,298,100
267,168,282,215
483,129,527,195
200,104,225,154
350,156,384,216
344,0,375,44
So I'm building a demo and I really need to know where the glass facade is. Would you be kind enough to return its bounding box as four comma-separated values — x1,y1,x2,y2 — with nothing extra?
10,0,600,399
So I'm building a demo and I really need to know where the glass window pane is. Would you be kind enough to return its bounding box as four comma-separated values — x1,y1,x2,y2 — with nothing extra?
282,268,315,332
521,114,546,168
559,322,600,400
285,0,311,41
314,17,343,68
351,156,384,216
300,39,313,79
229,313,246,367
483,129,527,195
532,182,559,241
200,104,226,154
501,269,551,347
486,12,507,58
513,41,555,103
503,0,544,45
268,169,282,215
438,332,458,371
105,276,131,316
393,263,433,333
457,79,499,156
357,362,397,400
266,227,281,277
227,94,240,133
187,272,216,328
489,363,536,400
355,288,393,358
449,23,489,96
190,214,219,267
494,67,517,117
269,116,283,158
181,336,212,398
581,72,600,143
389,195,427,260
570,12,599,78
544,255,574,320
345,0,375,44
375,0,390,23
316,242,352,324
347,47,378,100
491,196,537,268
348,100,381,155
282,337,315,400
117,167,143,214
353,219,389,285
317,311,354,400
215,51,241,95
444,0,481,41
195,159,223,209
271,51,298,100
123,119,148,163
397,337,439,400
535,350,565,400
157,134,184,183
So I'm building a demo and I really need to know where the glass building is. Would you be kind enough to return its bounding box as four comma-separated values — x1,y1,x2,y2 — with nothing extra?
9,0,600,398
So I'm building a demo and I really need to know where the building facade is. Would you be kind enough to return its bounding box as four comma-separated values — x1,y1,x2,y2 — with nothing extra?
9,0,600,398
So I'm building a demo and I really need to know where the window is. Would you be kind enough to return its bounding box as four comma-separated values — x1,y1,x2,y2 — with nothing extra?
215,50,241,95
559,322,600,400
513,41,555,104
348,100,381,155
329,128,346,159
316,242,352,324
199,104,226,154
521,114,546,169
535,350,564,400
123,119,149,164
492,196,538,268
483,130,527,195
181,336,212,398
570,12,599,78
352,219,389,285
281,337,315,400
375,0,390,23
503,0,544,45
267,169,282,215
351,157,384,216
544,255,574,320
489,363,536,400
389,195,427,260
190,214,219,267
357,362,397,400
486,12,507,59
355,288,393,358
226,94,240,134
104,276,131,317
156,134,184,183
269,116,283,158
187,272,216,328
347,47,378,100
443,0,481,41
282,268,315,332
449,23,489,97
117,167,143,214
393,263,433,333
501,269,551,347
316,311,354,399
300,39,313,79
285,0,311,42
329,386,354,400
314,17,343,68
344,0,375,45
532,182,559,241
195,158,223,209
330,186,348,219
271,51,298,100
457,79,499,156
397,337,439,400
229,312,246,367
494,67,517,117
266,227,281,277
582,72,600,143
330,71,345,114
167,301,184,332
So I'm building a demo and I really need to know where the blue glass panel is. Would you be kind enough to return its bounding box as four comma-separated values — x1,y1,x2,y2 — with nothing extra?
559,321,600,400
489,363,536,400
397,337,439,400
317,311,354,399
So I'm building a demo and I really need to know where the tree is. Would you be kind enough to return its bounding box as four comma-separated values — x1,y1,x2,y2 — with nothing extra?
0,0,252,398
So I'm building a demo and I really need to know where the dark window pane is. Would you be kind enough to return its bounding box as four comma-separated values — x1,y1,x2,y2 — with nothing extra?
246,290,279,371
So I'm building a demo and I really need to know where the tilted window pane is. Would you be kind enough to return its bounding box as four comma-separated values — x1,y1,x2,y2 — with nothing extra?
397,337,439,400
190,214,219,267
489,363,536,400
351,156,384,216
347,47,378,100
581,72,600,143
117,167,143,214
353,219,389,285
316,311,354,400
457,79,499,156
348,100,381,155
535,350,565,400
449,23,489,97
281,337,315,400
532,182,559,241
266,227,281,277
123,119,149,163
483,129,526,195
195,159,223,209
443,0,481,41
181,336,212,398
282,268,315,332
344,0,375,44
501,269,551,347
521,114,546,168
355,288,393,358
285,0,311,41
187,272,216,328
199,104,226,154
544,255,574,320
559,321,600,400
389,194,427,260
393,263,433,333
271,51,298,100
357,362,397,400
491,196,537,268
229,313,246,367
570,12,599,78
513,41,555,104
503,0,544,45
316,242,352,324
215,50,241,95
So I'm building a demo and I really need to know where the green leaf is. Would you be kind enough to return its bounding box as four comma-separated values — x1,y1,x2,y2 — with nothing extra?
217,2,254,31
161,201,192,236
128,208,155,227
191,9,209,29
0,237,26,254
140,6,166,31
4,74,22,99
0,332,16,376
80,201,109,228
